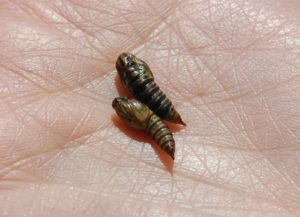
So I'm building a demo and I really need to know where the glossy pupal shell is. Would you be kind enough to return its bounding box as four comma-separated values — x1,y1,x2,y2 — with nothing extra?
112,97,175,159
116,53,185,126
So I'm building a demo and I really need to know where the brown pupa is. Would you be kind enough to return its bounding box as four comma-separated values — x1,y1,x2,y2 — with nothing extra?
116,53,186,126
112,97,175,159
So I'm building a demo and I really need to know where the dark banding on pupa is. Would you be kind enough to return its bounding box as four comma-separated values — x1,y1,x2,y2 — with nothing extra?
116,53,186,126
112,97,175,159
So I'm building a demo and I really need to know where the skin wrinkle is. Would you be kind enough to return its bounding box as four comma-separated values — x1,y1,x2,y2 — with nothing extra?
0,70,112,119
109,142,163,169
179,5,228,51
87,154,120,189
103,1,180,52
180,10,300,168
172,171,284,212
250,105,300,185
18,1,89,40
110,181,143,216
128,2,185,55
0,132,91,182
90,140,156,169
183,124,297,151
116,171,176,217
183,104,297,151
20,96,88,142
168,182,199,217
2,67,53,94
163,21,220,98
238,152,297,215
0,65,50,93
249,143,300,203
236,55,295,150
240,105,300,204
7,145,282,214
82,154,144,216
2,55,106,98
230,95,300,210
262,98,287,146
189,4,293,79
179,9,281,95
176,85,298,214
0,92,111,176
47,3,108,43
0,166,43,186
68,106,93,139
171,169,284,210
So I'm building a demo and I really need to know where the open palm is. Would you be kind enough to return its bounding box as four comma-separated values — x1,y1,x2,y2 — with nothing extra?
1,0,300,216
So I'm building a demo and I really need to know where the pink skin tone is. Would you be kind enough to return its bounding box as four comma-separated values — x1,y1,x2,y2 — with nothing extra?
0,0,300,217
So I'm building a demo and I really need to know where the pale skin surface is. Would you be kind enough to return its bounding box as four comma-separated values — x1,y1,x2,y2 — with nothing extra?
0,0,299,216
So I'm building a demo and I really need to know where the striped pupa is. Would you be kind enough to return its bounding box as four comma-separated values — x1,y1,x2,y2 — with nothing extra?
116,53,186,126
112,97,175,159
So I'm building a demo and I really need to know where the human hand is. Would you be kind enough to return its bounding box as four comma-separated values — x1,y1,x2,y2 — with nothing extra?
1,0,299,216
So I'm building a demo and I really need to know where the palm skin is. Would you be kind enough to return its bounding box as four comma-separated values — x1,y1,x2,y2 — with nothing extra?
0,0,299,217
